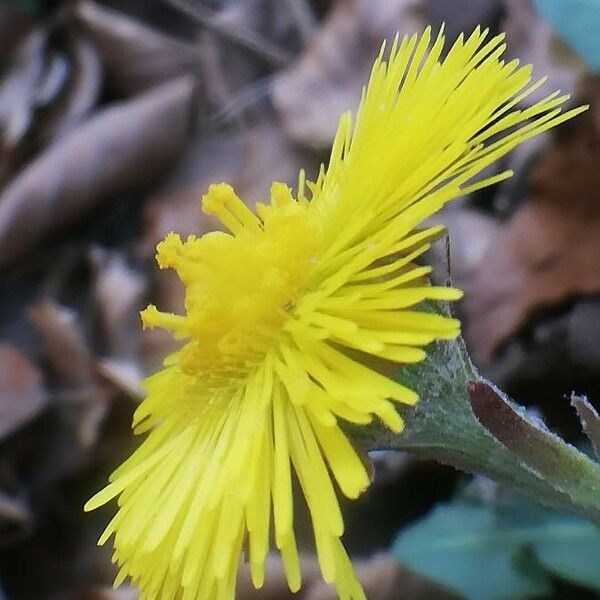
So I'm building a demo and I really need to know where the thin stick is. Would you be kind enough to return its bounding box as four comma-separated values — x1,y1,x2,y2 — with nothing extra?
161,0,293,67
210,75,274,126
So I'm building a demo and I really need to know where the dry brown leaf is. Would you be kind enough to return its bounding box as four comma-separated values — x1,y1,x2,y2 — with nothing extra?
28,300,95,389
165,0,294,68
75,0,199,96
35,30,102,147
0,26,48,148
464,76,600,365
28,300,108,449
0,26,48,183
89,248,146,360
96,358,143,400
0,76,196,267
571,394,600,460
0,344,48,440
195,0,299,106
0,17,102,185
236,553,458,600
89,247,147,388
271,0,423,148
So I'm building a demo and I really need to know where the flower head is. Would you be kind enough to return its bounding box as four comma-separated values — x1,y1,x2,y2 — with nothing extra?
85,26,585,600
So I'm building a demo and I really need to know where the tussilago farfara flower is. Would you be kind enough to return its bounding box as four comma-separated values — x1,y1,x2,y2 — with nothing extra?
85,26,585,600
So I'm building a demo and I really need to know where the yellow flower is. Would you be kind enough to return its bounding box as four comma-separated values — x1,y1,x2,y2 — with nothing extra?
85,26,584,600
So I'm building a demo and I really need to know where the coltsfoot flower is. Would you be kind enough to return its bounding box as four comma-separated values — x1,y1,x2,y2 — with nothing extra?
85,26,585,600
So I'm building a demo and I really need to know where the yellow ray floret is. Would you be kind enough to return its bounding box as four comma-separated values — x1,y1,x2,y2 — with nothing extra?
85,26,586,600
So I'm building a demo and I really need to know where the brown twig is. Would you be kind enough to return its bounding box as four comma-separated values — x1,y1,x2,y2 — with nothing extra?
161,0,293,67
210,75,274,126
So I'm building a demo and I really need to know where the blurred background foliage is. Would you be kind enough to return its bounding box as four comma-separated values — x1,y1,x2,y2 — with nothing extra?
0,0,600,599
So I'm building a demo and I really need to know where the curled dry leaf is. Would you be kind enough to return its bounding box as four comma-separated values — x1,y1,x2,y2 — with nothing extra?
89,248,146,360
196,0,299,104
0,344,48,441
271,0,423,148
571,394,600,461
464,78,600,365
34,44,69,109
35,30,102,147
0,26,48,183
75,0,199,96
0,26,47,149
96,358,143,401
0,19,102,184
165,0,293,67
0,76,196,267
90,248,146,399
28,300,95,389
28,300,107,449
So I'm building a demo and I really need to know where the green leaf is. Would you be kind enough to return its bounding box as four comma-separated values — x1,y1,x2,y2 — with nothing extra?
392,498,600,600
496,501,600,591
534,521,600,589
392,501,551,600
